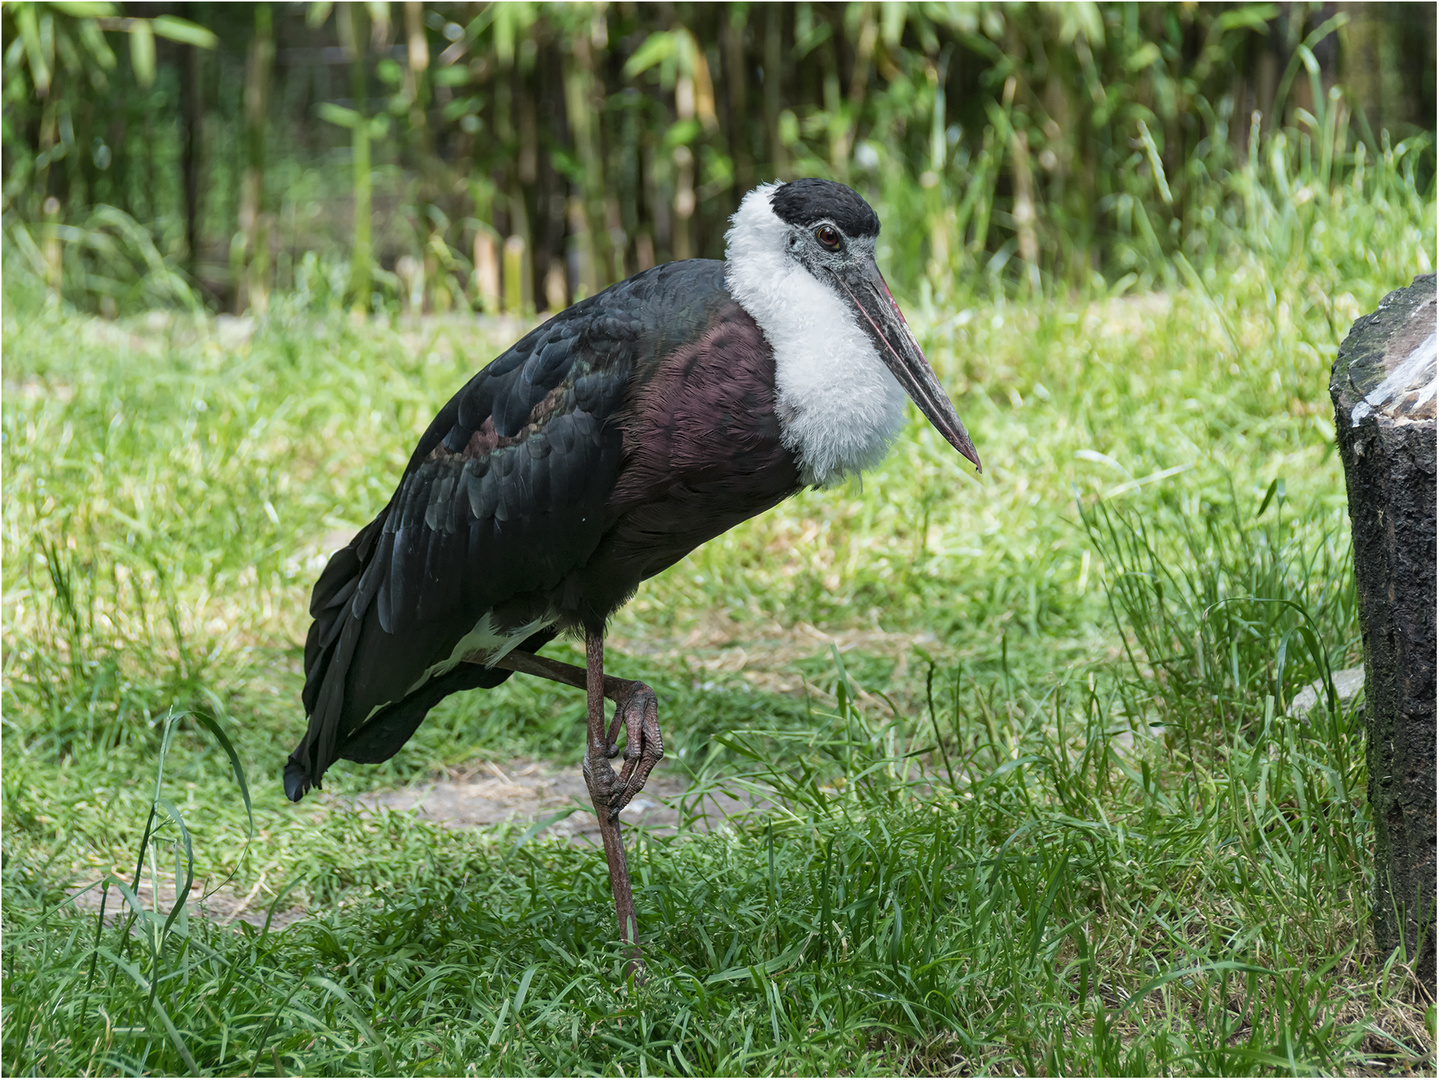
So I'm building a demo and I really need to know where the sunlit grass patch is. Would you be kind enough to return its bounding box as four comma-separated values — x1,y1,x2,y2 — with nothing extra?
2,619,1425,1073
3,139,1435,1072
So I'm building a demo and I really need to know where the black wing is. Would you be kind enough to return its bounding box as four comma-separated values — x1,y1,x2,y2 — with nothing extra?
286,261,732,799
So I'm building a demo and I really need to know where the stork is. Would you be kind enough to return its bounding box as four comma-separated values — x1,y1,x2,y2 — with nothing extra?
286,179,980,967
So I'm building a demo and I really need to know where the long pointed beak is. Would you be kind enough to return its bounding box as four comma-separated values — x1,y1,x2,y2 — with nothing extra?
835,259,982,473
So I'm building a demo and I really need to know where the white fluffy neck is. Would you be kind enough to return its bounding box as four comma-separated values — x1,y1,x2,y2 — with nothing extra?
724,183,905,487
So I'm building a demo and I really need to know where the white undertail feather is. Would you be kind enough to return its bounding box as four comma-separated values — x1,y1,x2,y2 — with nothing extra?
724,183,906,487
356,608,553,725
407,610,555,698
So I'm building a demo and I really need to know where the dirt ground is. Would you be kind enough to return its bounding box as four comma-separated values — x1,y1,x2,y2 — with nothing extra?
67,756,766,931
353,756,765,842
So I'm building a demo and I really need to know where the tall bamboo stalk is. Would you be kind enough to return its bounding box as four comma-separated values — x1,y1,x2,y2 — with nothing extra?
1010,126,1041,295
472,181,501,313
510,28,538,310
763,4,785,174
403,0,435,305
338,4,372,312
563,24,609,295
672,59,696,262
235,3,272,313
503,233,530,316
723,7,751,197
181,10,202,280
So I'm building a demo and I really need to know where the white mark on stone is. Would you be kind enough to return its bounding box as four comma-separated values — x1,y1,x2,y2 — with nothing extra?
1351,330,1436,426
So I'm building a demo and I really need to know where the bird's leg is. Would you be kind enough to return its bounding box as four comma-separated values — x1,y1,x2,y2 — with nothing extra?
483,647,663,812
475,641,664,973
582,631,643,970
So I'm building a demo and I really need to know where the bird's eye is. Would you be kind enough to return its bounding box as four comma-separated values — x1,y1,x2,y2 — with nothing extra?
816,225,841,250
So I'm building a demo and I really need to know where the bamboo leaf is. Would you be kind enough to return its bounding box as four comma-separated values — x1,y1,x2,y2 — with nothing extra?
1136,119,1173,205
150,15,219,49
128,20,155,87
317,102,361,129
1060,2,1104,44
17,5,51,95
663,117,702,149
442,95,480,122
1125,42,1162,73
75,18,116,70
433,64,470,87
1215,5,1280,34
622,30,675,79
50,3,117,17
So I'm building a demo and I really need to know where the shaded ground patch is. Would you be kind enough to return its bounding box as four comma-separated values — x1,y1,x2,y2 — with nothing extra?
351,756,769,843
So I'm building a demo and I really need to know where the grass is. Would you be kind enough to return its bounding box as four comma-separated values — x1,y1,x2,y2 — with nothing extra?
3,135,1436,1074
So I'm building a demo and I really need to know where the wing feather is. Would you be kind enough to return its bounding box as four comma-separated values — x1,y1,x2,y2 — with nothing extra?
288,261,734,798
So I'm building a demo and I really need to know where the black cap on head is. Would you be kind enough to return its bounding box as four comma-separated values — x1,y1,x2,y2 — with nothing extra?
770,178,880,238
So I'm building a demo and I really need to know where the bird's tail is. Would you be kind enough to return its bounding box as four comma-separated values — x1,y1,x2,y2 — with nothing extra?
286,657,526,802
284,754,314,801
288,515,390,802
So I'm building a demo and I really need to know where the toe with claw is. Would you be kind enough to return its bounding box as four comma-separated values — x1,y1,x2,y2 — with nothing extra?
609,684,663,815
585,684,662,819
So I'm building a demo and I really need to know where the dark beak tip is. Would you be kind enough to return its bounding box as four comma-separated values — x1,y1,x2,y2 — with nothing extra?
947,428,982,474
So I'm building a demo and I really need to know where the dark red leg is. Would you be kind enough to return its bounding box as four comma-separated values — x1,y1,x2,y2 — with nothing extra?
582,633,642,969
466,640,663,974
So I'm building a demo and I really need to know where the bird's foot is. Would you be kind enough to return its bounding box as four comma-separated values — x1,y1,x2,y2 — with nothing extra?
586,684,663,820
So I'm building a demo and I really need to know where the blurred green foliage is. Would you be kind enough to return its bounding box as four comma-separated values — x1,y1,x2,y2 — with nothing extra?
2,1,1434,315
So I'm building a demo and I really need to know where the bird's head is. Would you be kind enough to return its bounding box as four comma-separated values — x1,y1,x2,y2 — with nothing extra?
725,178,981,476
